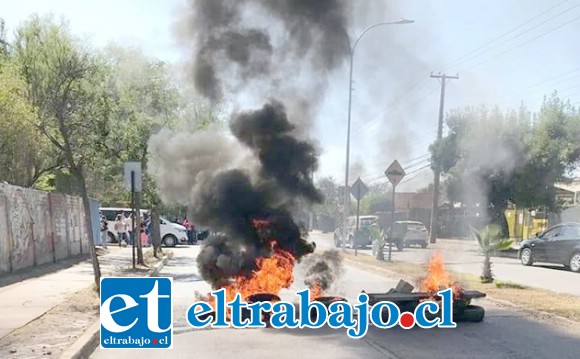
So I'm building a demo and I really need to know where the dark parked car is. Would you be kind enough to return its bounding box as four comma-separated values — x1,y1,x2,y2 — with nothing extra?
518,222,580,273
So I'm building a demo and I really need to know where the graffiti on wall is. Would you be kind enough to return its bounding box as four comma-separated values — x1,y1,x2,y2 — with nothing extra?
0,183,100,275
10,188,34,271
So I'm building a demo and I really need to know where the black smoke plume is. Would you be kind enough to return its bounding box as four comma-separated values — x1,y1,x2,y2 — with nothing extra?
159,0,358,289
192,102,321,288
179,0,351,104
302,250,343,293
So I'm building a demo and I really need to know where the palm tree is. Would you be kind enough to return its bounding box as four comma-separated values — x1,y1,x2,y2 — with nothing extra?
471,225,513,283
369,225,386,261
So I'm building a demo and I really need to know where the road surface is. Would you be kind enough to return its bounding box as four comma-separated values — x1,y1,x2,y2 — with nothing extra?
91,243,580,359
314,231,580,296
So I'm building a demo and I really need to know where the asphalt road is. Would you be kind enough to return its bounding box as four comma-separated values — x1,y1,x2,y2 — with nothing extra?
314,231,580,296
91,242,580,359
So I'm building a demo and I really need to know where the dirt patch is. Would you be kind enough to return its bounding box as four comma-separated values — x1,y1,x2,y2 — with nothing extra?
114,249,173,276
342,251,580,322
0,286,99,359
0,248,174,358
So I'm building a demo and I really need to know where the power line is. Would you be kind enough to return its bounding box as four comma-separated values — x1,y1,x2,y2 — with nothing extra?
364,162,432,186
439,0,580,72
351,85,438,139
462,11,580,71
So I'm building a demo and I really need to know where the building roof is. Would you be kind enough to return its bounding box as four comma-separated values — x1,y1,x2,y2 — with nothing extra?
394,192,433,210
555,180,580,193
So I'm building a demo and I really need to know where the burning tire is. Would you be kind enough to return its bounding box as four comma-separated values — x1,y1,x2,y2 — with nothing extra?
244,293,281,327
459,305,485,322
309,296,347,323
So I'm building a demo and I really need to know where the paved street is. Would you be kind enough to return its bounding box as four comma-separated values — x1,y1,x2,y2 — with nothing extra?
91,243,580,359
313,231,580,296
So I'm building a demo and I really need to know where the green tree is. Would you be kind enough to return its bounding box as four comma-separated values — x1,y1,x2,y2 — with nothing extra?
360,194,392,215
431,98,580,236
313,176,340,227
13,15,111,291
84,45,182,208
514,94,580,211
0,61,55,187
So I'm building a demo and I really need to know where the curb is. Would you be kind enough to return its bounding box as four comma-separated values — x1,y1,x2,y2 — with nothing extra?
342,254,579,327
148,251,174,277
58,322,100,359
59,252,173,359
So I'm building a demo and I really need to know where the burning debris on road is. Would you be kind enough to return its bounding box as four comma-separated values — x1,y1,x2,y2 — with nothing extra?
363,252,487,323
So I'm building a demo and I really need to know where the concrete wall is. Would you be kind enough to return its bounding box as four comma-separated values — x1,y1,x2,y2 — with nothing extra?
0,183,100,275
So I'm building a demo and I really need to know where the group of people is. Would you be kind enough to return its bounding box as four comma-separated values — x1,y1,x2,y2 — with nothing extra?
99,211,154,248
174,216,198,245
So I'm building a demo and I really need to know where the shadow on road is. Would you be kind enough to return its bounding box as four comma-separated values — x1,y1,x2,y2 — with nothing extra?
267,307,580,358
0,255,89,288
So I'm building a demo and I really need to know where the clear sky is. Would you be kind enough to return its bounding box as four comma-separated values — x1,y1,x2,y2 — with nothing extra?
2,0,580,191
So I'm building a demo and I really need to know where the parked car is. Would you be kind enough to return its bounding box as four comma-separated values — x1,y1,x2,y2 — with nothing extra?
518,222,580,273
100,207,188,247
333,215,377,248
391,221,429,249
372,220,429,254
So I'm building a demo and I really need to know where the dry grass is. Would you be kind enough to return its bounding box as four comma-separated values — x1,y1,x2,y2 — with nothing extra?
144,247,166,267
341,251,580,322
115,248,173,275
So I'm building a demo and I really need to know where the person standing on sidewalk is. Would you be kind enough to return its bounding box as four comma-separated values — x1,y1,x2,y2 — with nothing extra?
99,212,108,249
183,217,196,245
114,214,128,246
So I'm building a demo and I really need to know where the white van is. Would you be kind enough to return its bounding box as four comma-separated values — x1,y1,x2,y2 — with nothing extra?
100,207,188,247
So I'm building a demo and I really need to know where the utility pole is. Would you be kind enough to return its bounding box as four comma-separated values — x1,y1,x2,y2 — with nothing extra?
429,73,458,244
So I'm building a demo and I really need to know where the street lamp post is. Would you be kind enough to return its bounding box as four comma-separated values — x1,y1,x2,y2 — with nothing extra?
342,19,414,250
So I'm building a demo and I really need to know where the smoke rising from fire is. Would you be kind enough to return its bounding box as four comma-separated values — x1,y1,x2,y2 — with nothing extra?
149,102,322,288
173,0,361,136
148,0,370,289
300,250,344,293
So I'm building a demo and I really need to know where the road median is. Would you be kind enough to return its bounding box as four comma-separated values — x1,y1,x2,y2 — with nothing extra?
341,251,580,323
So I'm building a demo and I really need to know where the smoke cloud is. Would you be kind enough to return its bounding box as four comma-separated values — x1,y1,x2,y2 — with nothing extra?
148,0,370,289
300,250,344,293
174,0,359,132
148,102,322,288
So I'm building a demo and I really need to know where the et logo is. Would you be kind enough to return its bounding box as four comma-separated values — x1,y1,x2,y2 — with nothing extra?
100,277,173,349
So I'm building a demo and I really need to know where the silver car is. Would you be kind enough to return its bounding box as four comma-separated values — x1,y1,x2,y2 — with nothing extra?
390,221,429,250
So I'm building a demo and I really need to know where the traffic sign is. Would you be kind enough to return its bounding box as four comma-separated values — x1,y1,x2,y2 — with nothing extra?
124,161,142,192
350,177,368,201
385,160,406,187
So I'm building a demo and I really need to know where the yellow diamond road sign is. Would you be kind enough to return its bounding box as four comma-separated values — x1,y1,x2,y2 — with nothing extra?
385,160,406,187
350,178,368,201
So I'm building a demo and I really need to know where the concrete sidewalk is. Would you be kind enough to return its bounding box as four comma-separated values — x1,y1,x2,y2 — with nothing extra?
0,246,133,339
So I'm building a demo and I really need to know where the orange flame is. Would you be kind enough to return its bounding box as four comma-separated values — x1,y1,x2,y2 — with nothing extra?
309,281,323,300
421,251,462,298
209,241,296,309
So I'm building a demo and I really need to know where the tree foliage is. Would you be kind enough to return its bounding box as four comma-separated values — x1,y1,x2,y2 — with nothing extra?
10,15,107,288
430,96,580,233
0,60,52,186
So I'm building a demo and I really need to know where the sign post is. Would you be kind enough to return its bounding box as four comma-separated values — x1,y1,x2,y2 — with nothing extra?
338,186,348,251
124,162,142,269
385,160,406,262
350,177,368,257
